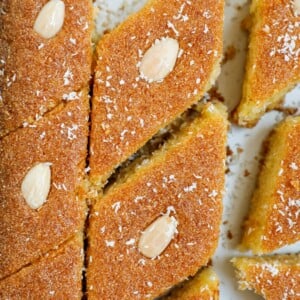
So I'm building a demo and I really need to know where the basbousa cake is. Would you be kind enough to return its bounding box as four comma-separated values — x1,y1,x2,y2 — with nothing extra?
87,103,228,299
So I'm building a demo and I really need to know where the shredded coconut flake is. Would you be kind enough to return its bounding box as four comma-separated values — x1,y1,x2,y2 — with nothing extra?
112,201,121,214
63,69,73,86
105,240,115,247
184,182,197,192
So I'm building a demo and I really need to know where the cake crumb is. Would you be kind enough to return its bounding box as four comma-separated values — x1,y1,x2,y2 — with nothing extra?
223,45,236,64
227,230,233,240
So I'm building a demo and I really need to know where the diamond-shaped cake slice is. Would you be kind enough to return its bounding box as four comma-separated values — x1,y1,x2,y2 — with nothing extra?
234,0,300,127
0,90,89,279
90,0,224,187
87,102,228,299
0,234,84,299
0,0,93,137
241,116,300,254
232,255,300,300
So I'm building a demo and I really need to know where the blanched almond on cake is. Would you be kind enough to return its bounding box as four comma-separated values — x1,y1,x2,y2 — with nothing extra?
138,215,178,259
292,0,300,16
139,37,179,82
34,0,65,39
21,162,52,209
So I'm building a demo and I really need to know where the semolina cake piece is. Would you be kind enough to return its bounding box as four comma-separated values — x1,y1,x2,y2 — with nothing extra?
0,0,93,137
232,255,300,300
87,102,228,299
0,91,89,279
241,116,300,254
90,0,224,188
0,234,84,299
164,267,219,300
233,0,300,127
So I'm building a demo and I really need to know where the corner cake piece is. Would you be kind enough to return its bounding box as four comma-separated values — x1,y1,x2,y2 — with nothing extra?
0,91,89,279
165,267,219,300
87,102,228,299
234,0,300,127
232,255,300,300
0,0,93,137
241,116,300,254
0,234,83,299
90,0,224,187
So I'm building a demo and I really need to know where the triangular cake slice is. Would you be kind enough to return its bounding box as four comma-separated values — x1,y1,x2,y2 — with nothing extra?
0,234,83,299
90,0,224,187
232,255,300,300
234,0,300,127
241,116,300,254
165,267,219,300
0,91,89,279
87,102,228,299
0,0,92,137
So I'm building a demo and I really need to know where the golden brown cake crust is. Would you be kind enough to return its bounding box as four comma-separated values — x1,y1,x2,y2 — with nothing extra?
232,255,300,300
234,0,300,127
0,234,83,299
0,92,89,280
90,0,224,187
241,116,300,254
165,267,219,300
0,0,93,137
87,103,227,299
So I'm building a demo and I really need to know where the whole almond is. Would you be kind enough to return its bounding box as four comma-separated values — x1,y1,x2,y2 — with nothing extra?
293,0,300,15
138,215,178,259
21,163,52,210
139,37,179,82
34,0,65,39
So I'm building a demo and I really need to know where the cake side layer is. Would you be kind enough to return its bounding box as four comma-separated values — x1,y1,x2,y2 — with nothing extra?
164,267,219,300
